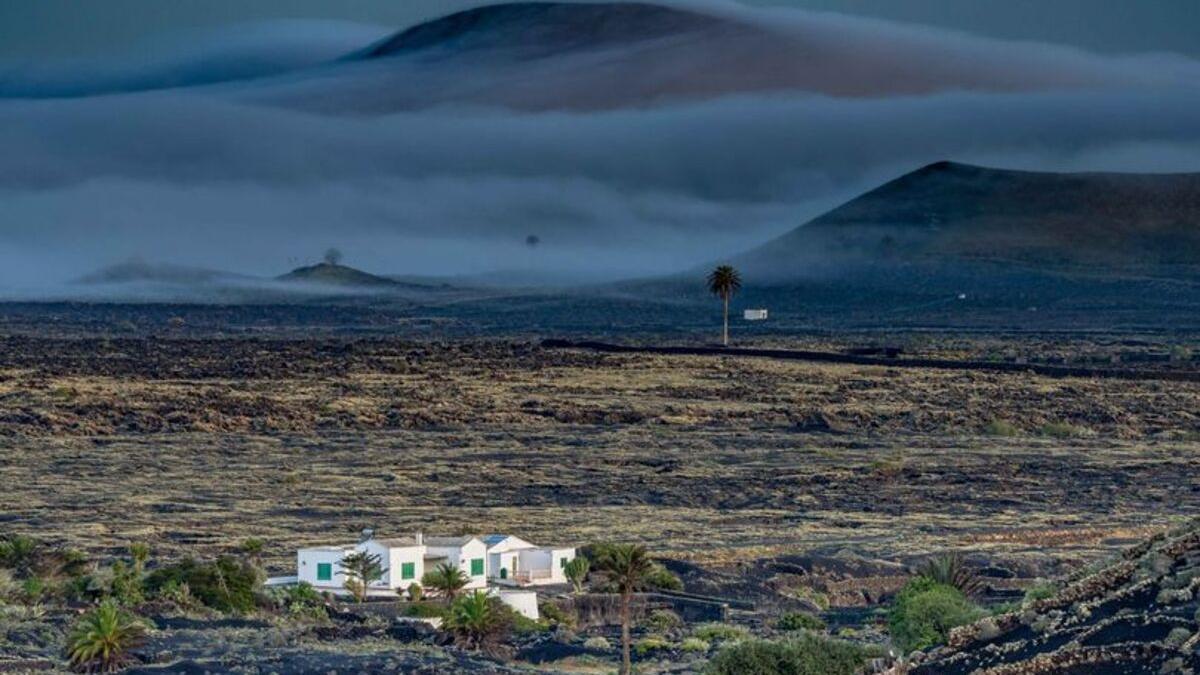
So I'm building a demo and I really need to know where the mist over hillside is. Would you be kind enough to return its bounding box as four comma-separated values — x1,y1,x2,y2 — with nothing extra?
1,1,1200,293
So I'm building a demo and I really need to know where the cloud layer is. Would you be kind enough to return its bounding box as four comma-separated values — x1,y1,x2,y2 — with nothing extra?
1,1,1199,292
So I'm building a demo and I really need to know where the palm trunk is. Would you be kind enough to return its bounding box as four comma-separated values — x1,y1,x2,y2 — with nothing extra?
620,590,632,675
722,294,729,347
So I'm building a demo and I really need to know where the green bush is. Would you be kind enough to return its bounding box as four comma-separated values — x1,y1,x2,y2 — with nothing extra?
692,622,750,642
583,635,611,650
634,634,671,656
776,612,826,632
539,601,576,628
704,634,879,675
1021,581,1057,606
887,578,985,653
680,636,710,653
644,608,683,632
644,563,683,591
145,556,260,614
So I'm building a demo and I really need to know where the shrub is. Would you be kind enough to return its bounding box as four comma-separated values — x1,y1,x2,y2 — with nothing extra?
583,635,611,650
776,612,826,632
704,634,879,675
0,535,39,577
145,556,260,614
983,419,1021,437
407,583,423,602
644,608,683,632
680,636,710,653
539,601,576,629
692,622,750,642
66,600,147,673
1021,581,1057,606
644,563,683,591
635,635,671,656
888,578,986,653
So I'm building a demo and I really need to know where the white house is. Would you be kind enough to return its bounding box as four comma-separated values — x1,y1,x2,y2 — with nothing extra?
297,532,427,595
424,535,488,590
297,531,572,596
481,534,576,586
744,308,768,321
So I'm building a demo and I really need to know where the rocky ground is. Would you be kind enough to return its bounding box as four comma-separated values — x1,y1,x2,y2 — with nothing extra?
1,333,1198,672
911,520,1200,675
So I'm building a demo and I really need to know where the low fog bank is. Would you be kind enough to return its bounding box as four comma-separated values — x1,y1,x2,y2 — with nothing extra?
1,2,1200,298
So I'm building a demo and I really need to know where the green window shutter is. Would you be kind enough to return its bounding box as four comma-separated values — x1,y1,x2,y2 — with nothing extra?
560,557,568,568
317,563,332,582
401,562,416,580
471,558,484,576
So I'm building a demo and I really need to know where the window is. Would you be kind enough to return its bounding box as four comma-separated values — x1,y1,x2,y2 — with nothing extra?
560,557,568,568
317,563,332,582
470,558,484,576
401,562,416,580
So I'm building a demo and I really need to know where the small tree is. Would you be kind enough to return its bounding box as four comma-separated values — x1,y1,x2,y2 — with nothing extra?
407,582,423,602
337,552,387,604
706,265,742,347
564,557,590,594
422,563,470,603
323,248,343,266
445,590,512,654
66,600,147,673
593,544,656,675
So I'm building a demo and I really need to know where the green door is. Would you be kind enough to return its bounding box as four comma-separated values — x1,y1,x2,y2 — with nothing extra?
499,567,507,580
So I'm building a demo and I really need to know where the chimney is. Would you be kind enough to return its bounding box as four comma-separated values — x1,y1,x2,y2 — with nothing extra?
415,532,424,546
359,528,374,543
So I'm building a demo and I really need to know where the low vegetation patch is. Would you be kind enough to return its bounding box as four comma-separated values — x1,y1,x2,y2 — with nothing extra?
887,577,986,653
704,634,880,675
776,612,826,632
692,622,750,642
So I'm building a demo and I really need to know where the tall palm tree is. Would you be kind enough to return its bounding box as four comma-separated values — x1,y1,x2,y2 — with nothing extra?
421,563,470,603
706,265,742,347
593,544,655,675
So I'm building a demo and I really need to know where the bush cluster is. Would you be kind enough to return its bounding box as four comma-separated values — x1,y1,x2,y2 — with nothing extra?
704,634,879,675
887,577,985,653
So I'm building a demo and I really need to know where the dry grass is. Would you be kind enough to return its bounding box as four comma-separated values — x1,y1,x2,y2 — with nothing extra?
0,337,1197,574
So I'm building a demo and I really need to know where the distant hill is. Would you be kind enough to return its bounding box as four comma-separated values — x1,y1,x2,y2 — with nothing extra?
277,262,401,288
742,161,1200,278
76,260,240,286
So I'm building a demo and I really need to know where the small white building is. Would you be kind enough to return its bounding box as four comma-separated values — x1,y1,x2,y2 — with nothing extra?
744,308,768,321
481,534,576,586
296,531,574,596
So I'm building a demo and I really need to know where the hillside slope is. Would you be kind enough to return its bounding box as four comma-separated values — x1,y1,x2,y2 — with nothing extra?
911,521,1200,674
742,162,1200,278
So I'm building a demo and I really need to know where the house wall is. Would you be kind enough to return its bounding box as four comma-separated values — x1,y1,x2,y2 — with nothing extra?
359,541,425,590
297,548,349,590
489,551,524,582
427,539,488,590
549,548,576,584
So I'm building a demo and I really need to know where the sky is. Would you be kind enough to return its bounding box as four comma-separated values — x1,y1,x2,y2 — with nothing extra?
0,0,1198,294
1,0,1199,60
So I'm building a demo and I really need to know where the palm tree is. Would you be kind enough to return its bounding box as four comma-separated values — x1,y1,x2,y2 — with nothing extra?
67,600,147,673
706,265,742,347
337,552,387,604
563,557,590,594
445,590,512,654
421,563,470,603
593,544,655,675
